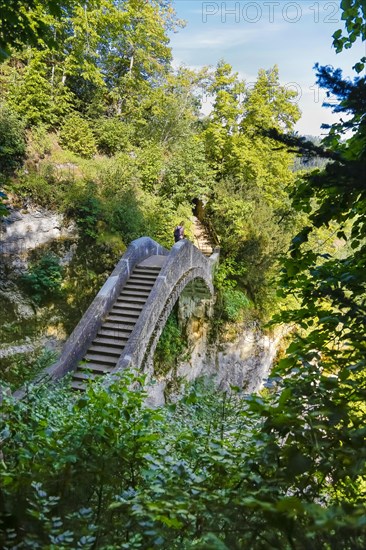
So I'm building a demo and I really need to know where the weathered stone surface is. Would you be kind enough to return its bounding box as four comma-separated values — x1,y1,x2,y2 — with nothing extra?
0,287,34,320
145,380,167,408
0,206,76,258
206,325,285,393
146,321,286,407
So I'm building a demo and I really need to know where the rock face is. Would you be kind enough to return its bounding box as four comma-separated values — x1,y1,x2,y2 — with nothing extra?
205,324,284,393
0,203,78,357
0,205,76,261
146,295,285,408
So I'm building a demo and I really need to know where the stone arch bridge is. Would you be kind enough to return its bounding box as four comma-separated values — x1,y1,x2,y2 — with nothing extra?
16,237,219,394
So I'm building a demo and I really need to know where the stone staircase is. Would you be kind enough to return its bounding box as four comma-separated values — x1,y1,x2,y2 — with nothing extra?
71,259,163,390
192,216,214,257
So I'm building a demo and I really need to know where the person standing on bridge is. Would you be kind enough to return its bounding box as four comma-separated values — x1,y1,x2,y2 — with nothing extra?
174,221,185,243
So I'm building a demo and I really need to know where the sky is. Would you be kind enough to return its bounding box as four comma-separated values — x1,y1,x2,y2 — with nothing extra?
169,0,366,136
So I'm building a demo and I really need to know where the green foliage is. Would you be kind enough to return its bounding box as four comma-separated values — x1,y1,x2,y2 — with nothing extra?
0,348,57,390
0,103,26,174
15,165,64,207
0,0,75,61
0,3,365,549
332,0,366,68
107,186,146,244
135,141,165,192
214,258,247,289
0,3,299,321
154,310,187,374
265,11,366,550
1,373,365,548
273,63,366,376
201,62,300,310
93,118,132,156
221,288,251,322
6,50,73,128
68,188,102,240
21,252,63,304
160,137,213,205
28,123,52,157
59,114,96,158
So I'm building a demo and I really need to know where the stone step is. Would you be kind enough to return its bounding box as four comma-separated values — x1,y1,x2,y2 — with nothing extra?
113,301,144,310
88,344,124,356
77,363,114,374
94,331,131,342
72,264,161,393
121,288,151,297
134,265,161,272
101,321,136,331
124,283,155,291
127,277,156,286
133,269,160,278
107,313,140,323
84,353,118,365
117,295,147,304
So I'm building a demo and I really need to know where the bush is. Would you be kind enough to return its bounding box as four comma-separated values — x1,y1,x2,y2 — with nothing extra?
2,372,364,549
15,169,59,207
108,187,145,243
67,184,102,239
93,117,131,156
154,311,187,374
59,114,96,159
222,288,251,322
28,123,52,157
0,103,26,174
21,252,63,304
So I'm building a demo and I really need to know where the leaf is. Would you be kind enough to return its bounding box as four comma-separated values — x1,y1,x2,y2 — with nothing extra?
156,515,183,529
278,388,292,408
286,450,313,476
332,29,343,39
276,496,304,515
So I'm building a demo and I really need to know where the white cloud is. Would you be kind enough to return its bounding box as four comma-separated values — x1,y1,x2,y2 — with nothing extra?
170,22,284,51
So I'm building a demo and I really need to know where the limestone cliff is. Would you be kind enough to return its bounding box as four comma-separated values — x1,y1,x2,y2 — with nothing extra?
0,202,76,267
146,296,286,407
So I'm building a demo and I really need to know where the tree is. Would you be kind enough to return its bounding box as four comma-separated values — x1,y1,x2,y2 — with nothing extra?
5,50,73,127
99,0,180,118
201,60,244,178
202,62,300,309
59,113,97,158
0,1,181,127
332,0,366,71
0,0,76,61
0,103,26,174
258,0,366,536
